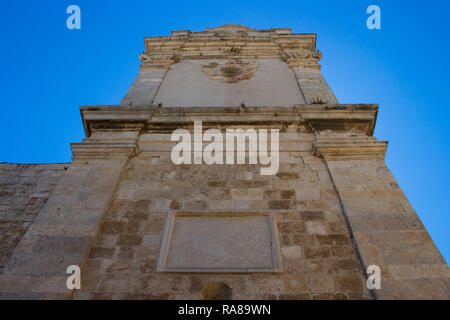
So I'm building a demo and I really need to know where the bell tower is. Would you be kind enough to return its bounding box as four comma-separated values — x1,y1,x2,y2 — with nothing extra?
121,24,337,107
1,25,448,300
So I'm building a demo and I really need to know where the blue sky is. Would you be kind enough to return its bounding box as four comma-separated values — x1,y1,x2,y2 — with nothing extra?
0,1,449,263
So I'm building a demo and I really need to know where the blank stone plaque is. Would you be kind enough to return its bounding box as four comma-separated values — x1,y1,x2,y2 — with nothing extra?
156,213,282,272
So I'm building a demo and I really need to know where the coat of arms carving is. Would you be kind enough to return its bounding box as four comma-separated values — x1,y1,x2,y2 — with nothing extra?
201,59,259,83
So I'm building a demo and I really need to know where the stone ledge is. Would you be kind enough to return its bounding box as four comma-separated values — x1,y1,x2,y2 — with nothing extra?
70,142,138,160
78,104,380,137
312,141,388,160
80,105,154,137
295,104,378,136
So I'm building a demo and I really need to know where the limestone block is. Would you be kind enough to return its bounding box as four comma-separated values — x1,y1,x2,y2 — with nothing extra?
281,246,303,259
335,274,364,293
120,69,167,106
306,221,327,235
415,264,450,279
379,278,449,300
390,265,421,280
325,158,449,299
208,200,236,211
283,274,309,293
230,188,263,200
307,273,336,293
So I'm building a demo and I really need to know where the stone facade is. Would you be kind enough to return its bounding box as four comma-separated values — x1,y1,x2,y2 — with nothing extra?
0,25,448,300
0,163,68,298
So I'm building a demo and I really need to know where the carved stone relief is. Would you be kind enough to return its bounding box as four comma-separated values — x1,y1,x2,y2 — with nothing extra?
201,59,259,83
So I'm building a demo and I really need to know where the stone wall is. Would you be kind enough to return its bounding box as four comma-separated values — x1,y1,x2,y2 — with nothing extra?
0,158,129,299
293,68,338,104
325,159,449,299
0,164,67,275
1,104,448,300
120,25,333,107
121,69,167,106
74,148,371,300
152,59,305,107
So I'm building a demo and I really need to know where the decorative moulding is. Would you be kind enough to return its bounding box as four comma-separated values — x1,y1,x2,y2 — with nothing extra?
201,59,258,83
70,142,138,160
312,140,388,161
77,104,380,137
156,212,283,273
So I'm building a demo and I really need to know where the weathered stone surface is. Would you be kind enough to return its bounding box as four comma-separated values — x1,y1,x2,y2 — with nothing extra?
0,164,67,274
201,282,231,300
326,159,449,299
158,214,280,272
281,246,303,259
1,25,446,301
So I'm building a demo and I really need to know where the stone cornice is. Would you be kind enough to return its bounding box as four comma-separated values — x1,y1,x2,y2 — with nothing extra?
139,26,319,70
80,105,156,137
70,142,138,160
294,104,379,136
78,104,379,138
312,140,388,161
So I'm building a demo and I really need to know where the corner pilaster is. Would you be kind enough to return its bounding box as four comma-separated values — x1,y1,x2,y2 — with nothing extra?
313,134,449,299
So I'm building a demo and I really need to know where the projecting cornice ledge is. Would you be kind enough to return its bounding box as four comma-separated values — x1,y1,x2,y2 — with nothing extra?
312,140,388,161
77,104,380,139
294,104,379,136
70,142,138,160
79,105,157,137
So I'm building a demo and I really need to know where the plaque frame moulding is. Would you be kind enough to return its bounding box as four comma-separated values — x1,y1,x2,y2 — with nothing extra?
156,212,284,273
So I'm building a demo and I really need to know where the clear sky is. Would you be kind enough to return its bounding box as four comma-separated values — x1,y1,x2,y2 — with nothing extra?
0,1,449,263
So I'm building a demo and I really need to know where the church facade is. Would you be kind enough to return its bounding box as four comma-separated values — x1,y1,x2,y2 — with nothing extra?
0,25,448,299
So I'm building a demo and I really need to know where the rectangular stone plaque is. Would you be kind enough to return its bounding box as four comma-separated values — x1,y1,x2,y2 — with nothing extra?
156,213,282,273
